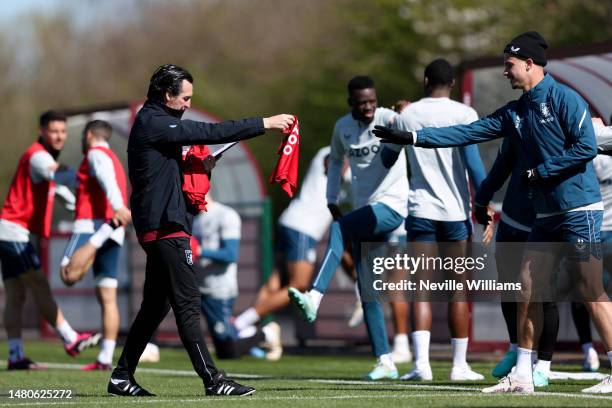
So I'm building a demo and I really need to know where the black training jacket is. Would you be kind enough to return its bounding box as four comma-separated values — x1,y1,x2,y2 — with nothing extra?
127,100,265,235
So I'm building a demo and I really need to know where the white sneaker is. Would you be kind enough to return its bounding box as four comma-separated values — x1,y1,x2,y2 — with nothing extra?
348,301,363,328
400,366,433,381
261,322,282,361
391,347,412,364
364,361,398,380
481,375,534,394
581,375,612,394
583,348,600,372
450,365,485,381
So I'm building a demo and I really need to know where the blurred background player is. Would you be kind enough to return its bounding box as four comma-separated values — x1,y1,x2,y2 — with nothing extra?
289,75,409,380
192,195,275,360
0,111,99,369
382,58,487,381
233,146,351,357
60,120,131,371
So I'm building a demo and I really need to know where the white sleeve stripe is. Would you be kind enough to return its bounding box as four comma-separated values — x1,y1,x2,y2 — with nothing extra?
578,108,587,131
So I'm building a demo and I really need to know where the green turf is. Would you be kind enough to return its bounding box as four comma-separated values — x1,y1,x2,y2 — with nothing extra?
0,341,610,407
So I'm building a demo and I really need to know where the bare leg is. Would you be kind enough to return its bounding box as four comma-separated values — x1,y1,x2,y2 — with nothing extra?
443,240,469,338
253,269,282,308
391,301,410,335
255,261,314,317
412,241,435,331
19,269,62,327
96,286,119,341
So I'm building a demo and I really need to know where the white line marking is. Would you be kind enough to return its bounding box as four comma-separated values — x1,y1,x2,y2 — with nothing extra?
309,379,480,391
3,391,612,406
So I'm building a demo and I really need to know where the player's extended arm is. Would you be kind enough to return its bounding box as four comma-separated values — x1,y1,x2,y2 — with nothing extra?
154,114,294,145
201,239,240,264
534,95,597,179
373,106,507,148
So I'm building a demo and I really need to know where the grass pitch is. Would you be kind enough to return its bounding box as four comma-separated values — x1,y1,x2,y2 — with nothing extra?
1,341,611,407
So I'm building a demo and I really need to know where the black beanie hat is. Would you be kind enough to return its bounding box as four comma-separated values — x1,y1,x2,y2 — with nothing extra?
503,31,548,67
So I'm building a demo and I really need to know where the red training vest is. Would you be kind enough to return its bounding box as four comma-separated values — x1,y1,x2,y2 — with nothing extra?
75,146,128,221
0,142,56,238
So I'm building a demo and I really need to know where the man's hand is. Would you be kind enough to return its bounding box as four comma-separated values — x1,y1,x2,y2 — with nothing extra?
112,206,132,227
521,168,541,187
482,217,495,243
372,125,414,145
327,203,343,221
263,114,295,132
473,203,492,226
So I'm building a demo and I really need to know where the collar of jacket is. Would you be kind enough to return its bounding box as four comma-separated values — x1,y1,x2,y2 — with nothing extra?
146,99,185,119
523,73,553,102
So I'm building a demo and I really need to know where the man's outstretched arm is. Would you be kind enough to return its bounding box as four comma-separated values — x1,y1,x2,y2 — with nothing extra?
373,105,508,148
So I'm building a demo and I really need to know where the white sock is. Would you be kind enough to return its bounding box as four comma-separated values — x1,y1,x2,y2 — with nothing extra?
238,325,257,339
234,308,260,331
97,339,116,365
56,320,78,344
607,351,612,372
451,337,469,368
378,353,395,369
515,347,534,380
509,343,518,352
582,342,594,356
8,338,24,362
354,282,361,303
89,223,114,249
534,359,551,375
412,330,431,370
393,333,409,351
309,289,323,310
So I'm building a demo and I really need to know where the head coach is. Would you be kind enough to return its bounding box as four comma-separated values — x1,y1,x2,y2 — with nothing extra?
108,64,294,397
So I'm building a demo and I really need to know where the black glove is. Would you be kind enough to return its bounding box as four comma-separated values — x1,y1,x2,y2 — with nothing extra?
521,168,541,187
372,125,414,145
473,203,491,226
327,203,343,221
202,155,218,173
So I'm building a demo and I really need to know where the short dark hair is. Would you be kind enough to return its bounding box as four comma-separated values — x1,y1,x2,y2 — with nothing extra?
424,58,454,88
39,110,67,128
84,120,113,141
348,75,375,95
147,64,193,102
